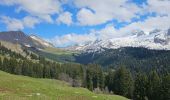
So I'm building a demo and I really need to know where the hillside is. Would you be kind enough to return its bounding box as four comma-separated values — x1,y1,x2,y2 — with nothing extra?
75,47,170,73
0,31,53,49
0,71,128,100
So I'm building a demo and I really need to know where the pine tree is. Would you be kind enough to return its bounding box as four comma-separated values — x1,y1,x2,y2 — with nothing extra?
147,70,160,100
86,68,93,91
22,60,29,76
43,65,51,78
160,74,170,100
133,73,148,100
113,66,133,98
0,57,2,70
99,70,104,89
9,58,17,74
105,69,115,92
2,57,9,72
14,60,22,75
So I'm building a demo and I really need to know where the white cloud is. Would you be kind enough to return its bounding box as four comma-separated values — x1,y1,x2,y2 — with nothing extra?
119,16,170,34
0,0,62,23
0,16,40,30
76,8,111,26
147,0,170,16
49,24,121,47
96,24,120,39
23,16,40,28
56,12,73,25
75,0,170,26
75,0,142,26
50,15,170,47
50,33,96,47
0,16,24,30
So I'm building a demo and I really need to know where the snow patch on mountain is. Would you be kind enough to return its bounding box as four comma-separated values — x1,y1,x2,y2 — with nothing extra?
66,28,170,52
30,35,54,48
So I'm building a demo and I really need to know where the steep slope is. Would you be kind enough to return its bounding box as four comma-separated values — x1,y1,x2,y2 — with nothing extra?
0,31,34,47
30,35,54,48
0,31,53,49
0,71,128,100
0,40,23,54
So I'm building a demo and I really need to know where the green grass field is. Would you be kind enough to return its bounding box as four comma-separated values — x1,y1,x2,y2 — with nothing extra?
0,71,128,100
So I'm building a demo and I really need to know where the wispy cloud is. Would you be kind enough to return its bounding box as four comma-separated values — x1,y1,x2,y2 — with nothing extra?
56,11,73,26
75,0,142,26
0,16,40,30
0,0,62,23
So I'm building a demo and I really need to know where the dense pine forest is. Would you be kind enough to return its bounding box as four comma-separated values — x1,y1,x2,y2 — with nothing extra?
0,42,170,100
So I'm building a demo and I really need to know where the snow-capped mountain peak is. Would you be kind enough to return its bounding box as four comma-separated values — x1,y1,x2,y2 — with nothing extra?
66,28,170,52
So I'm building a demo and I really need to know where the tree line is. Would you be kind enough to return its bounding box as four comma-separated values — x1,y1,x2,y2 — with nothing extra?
105,67,170,100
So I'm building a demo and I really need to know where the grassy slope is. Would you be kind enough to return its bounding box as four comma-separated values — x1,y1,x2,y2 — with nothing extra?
0,71,128,100
43,47,77,55
0,40,24,54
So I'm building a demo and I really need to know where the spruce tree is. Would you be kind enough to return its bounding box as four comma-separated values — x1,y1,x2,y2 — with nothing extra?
148,70,160,100
3,57,9,72
43,65,51,78
14,60,22,75
133,73,148,100
86,68,93,91
113,66,133,98
105,69,115,92
160,74,170,100
0,57,2,70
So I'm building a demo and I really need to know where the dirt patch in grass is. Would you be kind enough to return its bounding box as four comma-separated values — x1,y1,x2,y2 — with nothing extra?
0,88,12,93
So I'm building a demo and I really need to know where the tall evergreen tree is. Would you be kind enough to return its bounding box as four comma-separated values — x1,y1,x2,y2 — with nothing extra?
147,70,160,100
160,74,170,100
0,57,2,70
105,69,115,92
99,70,104,89
133,73,148,100
86,68,93,91
2,57,9,72
43,65,51,78
22,60,29,76
113,66,133,98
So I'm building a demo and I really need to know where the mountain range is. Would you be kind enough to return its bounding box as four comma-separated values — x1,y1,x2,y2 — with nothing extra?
67,28,170,52
1,29,170,53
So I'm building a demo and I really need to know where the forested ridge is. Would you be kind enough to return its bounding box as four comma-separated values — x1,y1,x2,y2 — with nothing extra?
0,42,170,100
75,47,170,74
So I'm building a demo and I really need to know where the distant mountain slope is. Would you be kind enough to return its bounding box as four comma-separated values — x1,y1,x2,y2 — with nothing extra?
30,35,54,48
0,71,128,100
67,28,170,52
0,31,54,49
0,31,34,46
74,47,170,73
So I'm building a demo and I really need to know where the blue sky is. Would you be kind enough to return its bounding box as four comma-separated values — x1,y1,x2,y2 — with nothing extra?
0,0,170,47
